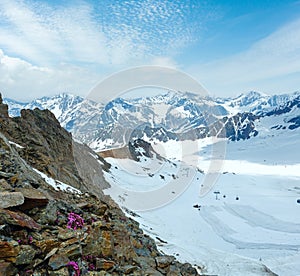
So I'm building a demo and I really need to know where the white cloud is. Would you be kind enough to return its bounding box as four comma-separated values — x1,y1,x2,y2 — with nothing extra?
0,0,212,100
0,1,109,65
0,1,60,63
0,49,100,101
1,1,298,99
150,56,178,68
0,0,205,67
192,18,300,96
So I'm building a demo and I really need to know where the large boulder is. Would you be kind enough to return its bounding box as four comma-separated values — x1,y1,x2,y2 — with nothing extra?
0,192,24,208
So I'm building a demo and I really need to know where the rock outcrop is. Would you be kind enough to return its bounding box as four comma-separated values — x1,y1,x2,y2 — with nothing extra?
0,93,200,275
0,93,109,195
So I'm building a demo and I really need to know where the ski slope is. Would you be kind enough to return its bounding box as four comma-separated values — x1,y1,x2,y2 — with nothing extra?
102,109,300,275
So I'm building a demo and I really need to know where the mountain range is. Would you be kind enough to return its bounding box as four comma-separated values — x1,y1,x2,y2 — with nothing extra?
3,90,300,275
4,90,300,150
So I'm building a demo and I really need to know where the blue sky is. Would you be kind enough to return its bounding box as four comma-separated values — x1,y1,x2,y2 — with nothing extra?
0,0,300,101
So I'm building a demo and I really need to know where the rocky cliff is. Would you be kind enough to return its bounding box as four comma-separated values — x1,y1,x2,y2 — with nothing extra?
0,93,199,275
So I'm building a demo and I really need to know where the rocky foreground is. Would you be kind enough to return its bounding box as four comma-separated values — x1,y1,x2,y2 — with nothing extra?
0,93,200,276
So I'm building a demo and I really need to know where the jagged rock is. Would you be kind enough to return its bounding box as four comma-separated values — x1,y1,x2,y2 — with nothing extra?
129,138,155,161
166,264,182,276
49,267,69,275
57,228,77,240
32,258,43,268
132,234,158,258
36,200,61,225
101,230,114,258
32,269,47,275
88,272,110,276
83,224,114,258
44,248,59,261
155,256,175,269
36,239,60,255
16,188,49,210
0,191,24,208
155,255,175,274
0,93,9,119
0,261,17,276
143,268,164,275
73,142,110,194
2,107,84,191
0,208,40,230
0,179,11,191
180,263,198,276
0,240,20,260
0,224,6,234
122,264,139,274
112,223,140,263
137,256,156,269
0,171,14,178
58,243,82,258
60,236,84,249
96,258,116,271
15,245,36,265
48,254,70,270
131,236,143,250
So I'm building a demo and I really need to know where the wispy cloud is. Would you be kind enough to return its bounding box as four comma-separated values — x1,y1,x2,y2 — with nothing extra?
0,1,107,65
0,0,210,67
193,18,300,96
0,0,218,100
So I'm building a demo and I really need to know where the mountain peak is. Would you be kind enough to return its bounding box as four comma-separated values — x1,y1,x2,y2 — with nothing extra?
234,90,267,101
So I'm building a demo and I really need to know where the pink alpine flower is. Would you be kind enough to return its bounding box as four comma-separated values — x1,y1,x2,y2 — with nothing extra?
67,261,80,276
67,212,84,230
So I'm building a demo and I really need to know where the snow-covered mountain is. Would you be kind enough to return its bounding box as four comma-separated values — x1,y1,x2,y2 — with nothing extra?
218,90,300,114
97,93,300,276
4,93,104,144
5,90,300,275
5,93,84,119
4,90,300,150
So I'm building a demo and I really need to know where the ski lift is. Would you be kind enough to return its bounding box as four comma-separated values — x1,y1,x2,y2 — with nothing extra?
213,191,220,200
